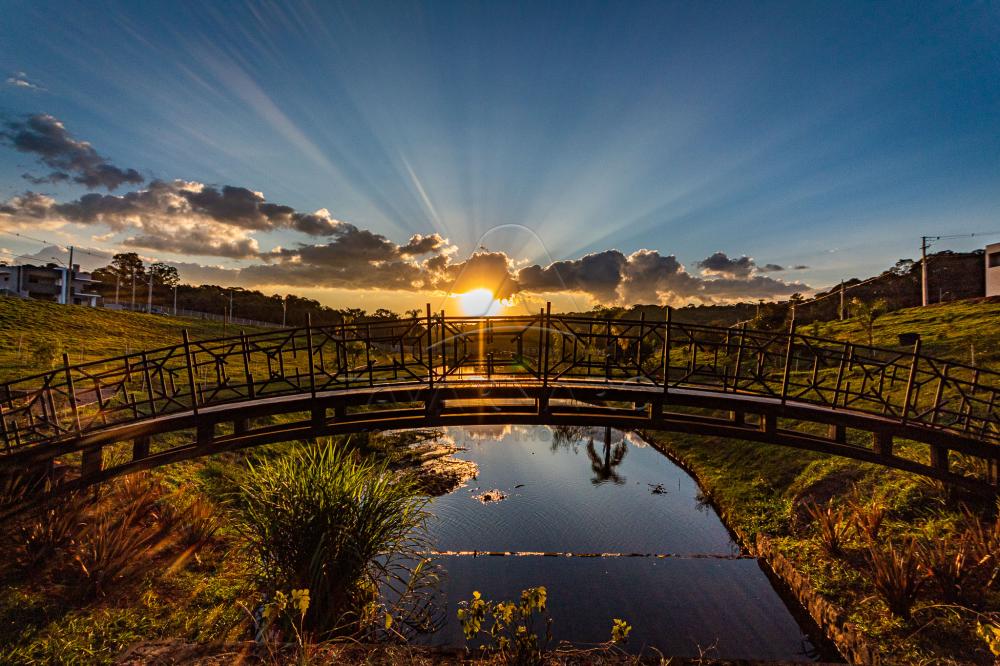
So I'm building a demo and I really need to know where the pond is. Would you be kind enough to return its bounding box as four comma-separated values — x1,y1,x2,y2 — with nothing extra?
421,425,832,662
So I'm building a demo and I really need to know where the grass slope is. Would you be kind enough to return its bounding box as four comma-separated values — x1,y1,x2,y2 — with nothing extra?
0,297,265,382
643,298,1000,664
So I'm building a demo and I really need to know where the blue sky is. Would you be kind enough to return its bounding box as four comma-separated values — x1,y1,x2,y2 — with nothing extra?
1,1,998,310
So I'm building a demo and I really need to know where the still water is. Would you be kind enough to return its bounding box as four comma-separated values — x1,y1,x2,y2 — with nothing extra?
422,425,826,662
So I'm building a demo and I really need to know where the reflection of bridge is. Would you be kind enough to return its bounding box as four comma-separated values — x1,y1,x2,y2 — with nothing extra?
1,306,998,512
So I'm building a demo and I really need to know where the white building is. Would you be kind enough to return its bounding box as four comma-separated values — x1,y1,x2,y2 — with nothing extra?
0,263,102,306
988,242,1000,298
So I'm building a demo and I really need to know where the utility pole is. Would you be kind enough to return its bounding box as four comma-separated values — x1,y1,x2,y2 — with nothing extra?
173,284,178,316
147,272,154,313
920,232,999,307
229,289,234,324
114,274,120,306
130,271,136,311
921,236,931,307
839,281,845,320
64,246,74,305
282,295,287,327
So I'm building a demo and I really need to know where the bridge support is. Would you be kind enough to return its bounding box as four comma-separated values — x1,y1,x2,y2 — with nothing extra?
196,422,214,447
81,447,103,478
828,424,846,444
132,436,150,461
760,413,776,436
989,458,1000,486
731,411,745,427
873,431,893,457
929,445,949,473
234,418,249,436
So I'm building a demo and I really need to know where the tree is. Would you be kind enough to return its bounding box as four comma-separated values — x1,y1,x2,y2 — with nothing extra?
110,252,144,280
850,297,888,346
148,263,180,287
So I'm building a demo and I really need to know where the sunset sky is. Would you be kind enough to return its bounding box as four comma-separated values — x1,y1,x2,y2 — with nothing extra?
1,1,998,314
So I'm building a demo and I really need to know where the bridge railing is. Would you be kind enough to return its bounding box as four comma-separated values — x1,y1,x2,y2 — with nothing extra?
0,311,998,454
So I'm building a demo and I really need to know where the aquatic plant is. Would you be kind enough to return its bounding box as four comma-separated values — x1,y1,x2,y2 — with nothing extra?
233,440,438,638
458,587,553,666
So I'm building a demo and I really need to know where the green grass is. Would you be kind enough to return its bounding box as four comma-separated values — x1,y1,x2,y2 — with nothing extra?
803,296,1000,369
0,297,266,382
1,296,999,663
641,298,1000,664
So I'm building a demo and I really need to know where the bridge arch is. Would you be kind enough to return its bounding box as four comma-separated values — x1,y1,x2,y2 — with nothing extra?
1,309,998,514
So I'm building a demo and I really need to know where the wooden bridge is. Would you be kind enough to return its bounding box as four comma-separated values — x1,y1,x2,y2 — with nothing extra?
1,305,998,514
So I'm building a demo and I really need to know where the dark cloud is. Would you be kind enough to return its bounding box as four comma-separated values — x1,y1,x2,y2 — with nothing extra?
1,114,142,190
517,250,627,302
793,264,809,270
759,263,784,272
697,251,756,279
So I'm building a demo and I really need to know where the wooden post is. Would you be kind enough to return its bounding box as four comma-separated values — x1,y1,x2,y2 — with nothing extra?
426,304,434,389
306,314,317,399
780,318,796,404
133,436,150,461
81,447,103,478
140,351,156,416
365,323,374,388
542,302,551,389
930,364,950,426
828,423,847,443
873,431,893,457
182,330,199,416
62,352,82,434
732,322,747,392
929,445,949,472
0,402,9,454
901,339,920,424
240,330,256,399
662,307,672,395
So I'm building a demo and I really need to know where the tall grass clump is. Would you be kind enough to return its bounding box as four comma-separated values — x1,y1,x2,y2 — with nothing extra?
804,499,851,556
866,538,924,621
234,440,438,639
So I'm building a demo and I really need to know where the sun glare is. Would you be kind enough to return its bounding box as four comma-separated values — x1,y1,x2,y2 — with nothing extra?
456,288,504,316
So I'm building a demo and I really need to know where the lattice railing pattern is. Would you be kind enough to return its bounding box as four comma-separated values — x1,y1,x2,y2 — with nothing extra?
1,312,998,453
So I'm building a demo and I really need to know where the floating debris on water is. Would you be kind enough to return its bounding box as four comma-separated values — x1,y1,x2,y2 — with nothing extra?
648,483,668,495
472,488,508,503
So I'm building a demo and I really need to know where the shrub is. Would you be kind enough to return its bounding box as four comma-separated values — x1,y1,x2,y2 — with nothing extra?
849,498,886,543
233,440,437,638
458,587,553,666
804,499,851,556
866,538,925,621
916,533,972,603
17,492,89,569
72,499,164,598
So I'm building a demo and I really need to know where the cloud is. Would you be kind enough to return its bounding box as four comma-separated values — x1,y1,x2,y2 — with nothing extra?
697,251,756,279
517,250,627,302
1,114,142,190
0,180,381,258
5,72,43,91
0,116,810,304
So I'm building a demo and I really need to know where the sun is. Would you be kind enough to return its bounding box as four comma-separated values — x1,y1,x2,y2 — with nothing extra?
456,288,504,316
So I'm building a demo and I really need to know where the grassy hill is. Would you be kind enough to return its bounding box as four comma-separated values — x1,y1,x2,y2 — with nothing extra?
0,297,267,382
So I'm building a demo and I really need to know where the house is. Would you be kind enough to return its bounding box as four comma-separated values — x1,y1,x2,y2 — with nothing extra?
988,242,1000,298
0,263,102,306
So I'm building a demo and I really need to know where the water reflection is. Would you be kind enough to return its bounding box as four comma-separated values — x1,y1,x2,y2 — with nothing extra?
421,425,823,661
